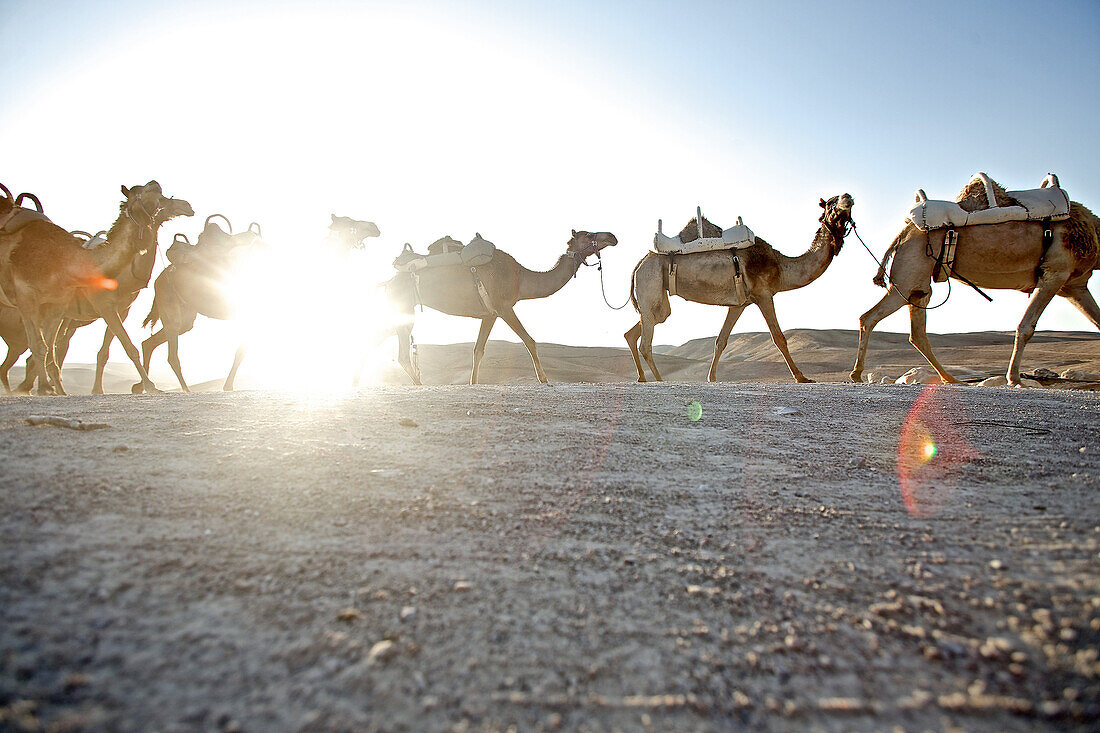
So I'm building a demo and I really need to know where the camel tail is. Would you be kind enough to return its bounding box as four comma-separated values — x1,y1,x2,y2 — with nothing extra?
142,297,160,328
629,259,643,313
873,226,909,288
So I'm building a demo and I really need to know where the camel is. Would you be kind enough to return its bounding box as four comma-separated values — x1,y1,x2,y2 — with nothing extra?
381,229,618,384
626,194,855,383
137,215,379,392
2,202,194,394
0,181,192,394
850,176,1099,386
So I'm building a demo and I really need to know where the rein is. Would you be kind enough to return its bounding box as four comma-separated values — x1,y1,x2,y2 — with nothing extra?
851,223,952,311
569,235,632,310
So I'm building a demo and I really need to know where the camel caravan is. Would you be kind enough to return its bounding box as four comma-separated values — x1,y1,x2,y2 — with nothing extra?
0,172,1097,395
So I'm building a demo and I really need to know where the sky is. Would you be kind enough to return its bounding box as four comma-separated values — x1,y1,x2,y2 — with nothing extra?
2,0,1099,382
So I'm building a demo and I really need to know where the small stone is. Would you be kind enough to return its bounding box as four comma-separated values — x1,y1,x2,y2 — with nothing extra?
398,418,418,428
399,606,417,622
453,580,473,592
989,559,1006,571
367,639,398,664
337,607,363,622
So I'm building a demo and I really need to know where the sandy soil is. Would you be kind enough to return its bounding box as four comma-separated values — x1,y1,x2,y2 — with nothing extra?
1,382,1098,732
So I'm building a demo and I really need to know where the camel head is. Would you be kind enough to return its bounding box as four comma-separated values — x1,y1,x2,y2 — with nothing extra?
120,180,193,229
329,214,381,249
567,229,618,262
818,193,855,253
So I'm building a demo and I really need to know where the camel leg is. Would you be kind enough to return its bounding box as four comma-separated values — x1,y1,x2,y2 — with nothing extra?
133,329,170,393
42,317,66,395
850,289,908,382
755,294,811,383
20,315,55,395
1060,284,1100,331
99,307,159,393
907,295,959,384
471,316,497,385
624,323,646,382
1007,275,1068,385
224,343,246,391
498,307,547,384
15,355,35,393
167,335,190,392
638,317,664,382
93,325,115,395
395,325,421,385
0,345,20,393
708,305,747,382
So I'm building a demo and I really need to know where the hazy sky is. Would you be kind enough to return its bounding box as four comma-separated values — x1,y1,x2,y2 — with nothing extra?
3,0,1099,380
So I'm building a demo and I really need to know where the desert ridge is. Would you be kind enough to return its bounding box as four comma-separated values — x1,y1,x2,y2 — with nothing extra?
9,329,1099,393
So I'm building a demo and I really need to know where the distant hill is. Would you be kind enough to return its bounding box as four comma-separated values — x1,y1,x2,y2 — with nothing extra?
8,330,1099,391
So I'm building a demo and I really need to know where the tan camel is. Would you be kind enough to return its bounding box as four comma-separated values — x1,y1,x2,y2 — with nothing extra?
626,195,855,382
0,181,192,394
137,215,379,392
382,230,618,384
3,201,194,394
850,177,1099,386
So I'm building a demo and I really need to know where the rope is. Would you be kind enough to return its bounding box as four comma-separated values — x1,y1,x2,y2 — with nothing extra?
851,223,952,311
593,252,632,310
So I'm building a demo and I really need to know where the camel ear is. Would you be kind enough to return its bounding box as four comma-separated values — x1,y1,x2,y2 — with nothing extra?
819,198,827,208
475,232,482,239
121,185,131,198
571,229,577,237
331,214,337,222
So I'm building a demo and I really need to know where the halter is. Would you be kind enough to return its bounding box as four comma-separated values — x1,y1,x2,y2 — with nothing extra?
568,233,603,277
819,205,853,250
124,193,164,242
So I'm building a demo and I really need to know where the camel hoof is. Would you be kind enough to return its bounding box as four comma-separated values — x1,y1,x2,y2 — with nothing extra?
849,371,862,383
131,383,144,394
91,387,104,395
796,377,815,384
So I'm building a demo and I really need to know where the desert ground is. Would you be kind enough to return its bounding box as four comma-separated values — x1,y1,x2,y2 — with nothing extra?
2,330,1099,731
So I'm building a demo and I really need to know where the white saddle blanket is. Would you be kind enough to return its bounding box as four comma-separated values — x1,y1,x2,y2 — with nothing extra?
652,208,755,254
908,173,1070,232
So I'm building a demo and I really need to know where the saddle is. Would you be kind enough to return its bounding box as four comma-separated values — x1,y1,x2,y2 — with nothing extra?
392,237,496,273
650,208,753,302
653,207,756,254
908,173,1069,283
0,188,50,236
907,172,1070,232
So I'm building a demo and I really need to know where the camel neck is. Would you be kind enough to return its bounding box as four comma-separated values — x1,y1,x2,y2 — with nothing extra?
776,225,839,292
517,252,579,301
98,213,158,278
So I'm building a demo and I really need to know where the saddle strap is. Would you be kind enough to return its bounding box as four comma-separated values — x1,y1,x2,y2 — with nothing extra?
732,253,749,304
668,253,677,297
1037,217,1054,282
470,267,495,314
934,229,958,283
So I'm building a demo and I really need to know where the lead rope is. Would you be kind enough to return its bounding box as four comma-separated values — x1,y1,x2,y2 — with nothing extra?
594,251,632,310
851,223,953,311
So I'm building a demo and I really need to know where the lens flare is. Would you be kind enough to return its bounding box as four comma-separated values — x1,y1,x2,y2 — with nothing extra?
897,386,979,518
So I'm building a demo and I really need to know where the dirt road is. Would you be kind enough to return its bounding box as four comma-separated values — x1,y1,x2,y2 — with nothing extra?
1,383,1098,731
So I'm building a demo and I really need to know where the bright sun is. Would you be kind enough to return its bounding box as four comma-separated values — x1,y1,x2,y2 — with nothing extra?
222,242,405,391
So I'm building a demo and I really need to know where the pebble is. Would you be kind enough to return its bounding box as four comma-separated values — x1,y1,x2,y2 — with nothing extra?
367,639,398,664
400,606,417,622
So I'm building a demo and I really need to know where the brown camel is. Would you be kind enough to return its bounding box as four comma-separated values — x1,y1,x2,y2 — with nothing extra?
2,201,193,394
0,181,191,394
137,215,379,392
382,229,618,384
626,195,855,383
850,176,1099,386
